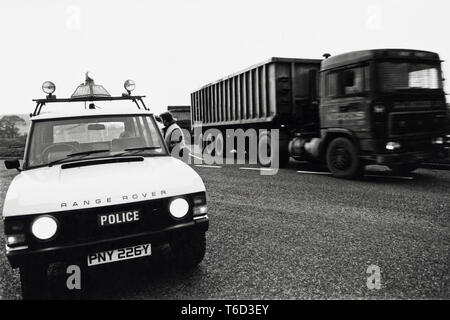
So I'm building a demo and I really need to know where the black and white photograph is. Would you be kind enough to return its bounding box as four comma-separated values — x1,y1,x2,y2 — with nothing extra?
0,0,449,308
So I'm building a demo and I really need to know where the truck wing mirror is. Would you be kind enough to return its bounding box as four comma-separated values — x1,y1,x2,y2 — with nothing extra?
4,159,21,172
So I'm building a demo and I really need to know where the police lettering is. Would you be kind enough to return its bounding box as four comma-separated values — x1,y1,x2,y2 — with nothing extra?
99,210,140,226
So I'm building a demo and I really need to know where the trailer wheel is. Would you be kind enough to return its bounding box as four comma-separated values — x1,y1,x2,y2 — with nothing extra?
19,263,49,300
326,137,363,179
258,133,290,168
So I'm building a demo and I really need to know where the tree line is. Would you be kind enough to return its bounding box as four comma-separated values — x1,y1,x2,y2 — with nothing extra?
0,115,27,139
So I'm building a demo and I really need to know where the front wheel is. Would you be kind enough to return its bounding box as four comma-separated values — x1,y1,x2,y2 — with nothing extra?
19,263,49,300
326,137,363,179
170,230,206,271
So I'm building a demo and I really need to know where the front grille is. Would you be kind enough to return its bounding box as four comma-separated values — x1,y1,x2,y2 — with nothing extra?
389,111,446,137
26,197,190,249
401,139,433,152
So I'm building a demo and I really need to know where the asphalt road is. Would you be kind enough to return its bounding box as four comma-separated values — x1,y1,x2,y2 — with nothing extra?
0,161,449,299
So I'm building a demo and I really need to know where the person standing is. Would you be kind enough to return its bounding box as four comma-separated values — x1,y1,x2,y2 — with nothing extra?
160,111,186,153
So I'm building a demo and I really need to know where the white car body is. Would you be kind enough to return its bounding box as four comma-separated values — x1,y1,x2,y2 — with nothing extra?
3,156,205,217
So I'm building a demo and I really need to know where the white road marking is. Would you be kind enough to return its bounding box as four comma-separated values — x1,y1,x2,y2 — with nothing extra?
366,174,413,180
296,170,332,175
239,167,277,171
194,164,222,169
295,170,413,180
189,153,203,161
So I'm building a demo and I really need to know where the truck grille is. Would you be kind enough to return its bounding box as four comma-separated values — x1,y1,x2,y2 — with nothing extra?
389,111,447,137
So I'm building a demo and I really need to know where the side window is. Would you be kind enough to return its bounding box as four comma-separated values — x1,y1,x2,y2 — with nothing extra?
326,72,340,96
325,67,367,97
343,68,363,94
136,116,161,147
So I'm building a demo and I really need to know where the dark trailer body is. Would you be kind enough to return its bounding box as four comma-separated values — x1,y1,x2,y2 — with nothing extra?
191,57,322,131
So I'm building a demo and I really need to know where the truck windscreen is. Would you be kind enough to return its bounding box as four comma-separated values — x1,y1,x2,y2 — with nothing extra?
377,61,442,92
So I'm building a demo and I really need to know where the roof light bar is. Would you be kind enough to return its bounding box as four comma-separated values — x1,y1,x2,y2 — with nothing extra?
32,75,149,116
71,72,111,99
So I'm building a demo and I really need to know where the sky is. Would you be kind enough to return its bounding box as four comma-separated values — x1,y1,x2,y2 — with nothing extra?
0,0,449,115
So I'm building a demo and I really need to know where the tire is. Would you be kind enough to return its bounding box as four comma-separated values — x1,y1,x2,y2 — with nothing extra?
388,164,419,175
19,263,49,300
326,137,363,179
170,230,206,271
258,133,290,168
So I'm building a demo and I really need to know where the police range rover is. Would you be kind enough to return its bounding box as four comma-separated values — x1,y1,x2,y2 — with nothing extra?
2,75,209,299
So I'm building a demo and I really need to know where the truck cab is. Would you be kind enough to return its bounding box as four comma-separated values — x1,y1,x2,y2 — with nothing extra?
319,49,448,177
3,76,209,299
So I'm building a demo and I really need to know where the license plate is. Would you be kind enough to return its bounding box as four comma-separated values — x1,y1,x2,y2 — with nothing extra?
87,243,151,266
98,209,141,227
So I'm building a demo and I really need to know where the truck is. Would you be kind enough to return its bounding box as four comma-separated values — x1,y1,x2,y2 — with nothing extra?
3,76,209,299
191,49,449,178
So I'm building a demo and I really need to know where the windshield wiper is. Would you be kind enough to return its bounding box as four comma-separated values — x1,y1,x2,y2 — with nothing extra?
113,146,162,157
48,149,111,167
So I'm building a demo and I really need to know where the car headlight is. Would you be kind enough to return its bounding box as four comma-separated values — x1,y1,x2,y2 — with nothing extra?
169,198,189,219
31,215,58,240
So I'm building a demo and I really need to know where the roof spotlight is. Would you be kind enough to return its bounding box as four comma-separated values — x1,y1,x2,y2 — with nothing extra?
124,79,136,94
42,81,56,96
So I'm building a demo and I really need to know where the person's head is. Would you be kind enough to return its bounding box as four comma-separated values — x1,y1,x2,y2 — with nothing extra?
160,112,175,127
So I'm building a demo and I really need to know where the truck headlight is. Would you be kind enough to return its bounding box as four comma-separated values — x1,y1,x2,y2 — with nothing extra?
169,198,189,219
373,105,386,113
432,137,444,145
31,215,58,240
386,142,401,151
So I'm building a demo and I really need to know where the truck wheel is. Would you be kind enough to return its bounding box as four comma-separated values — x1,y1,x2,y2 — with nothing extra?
170,230,206,271
19,263,49,300
388,164,419,175
326,137,363,179
258,133,290,168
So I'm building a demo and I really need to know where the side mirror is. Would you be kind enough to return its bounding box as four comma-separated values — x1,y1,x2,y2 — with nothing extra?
4,159,21,172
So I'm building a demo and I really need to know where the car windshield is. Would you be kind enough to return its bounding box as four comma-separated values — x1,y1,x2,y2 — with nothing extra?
26,115,167,168
377,61,443,92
